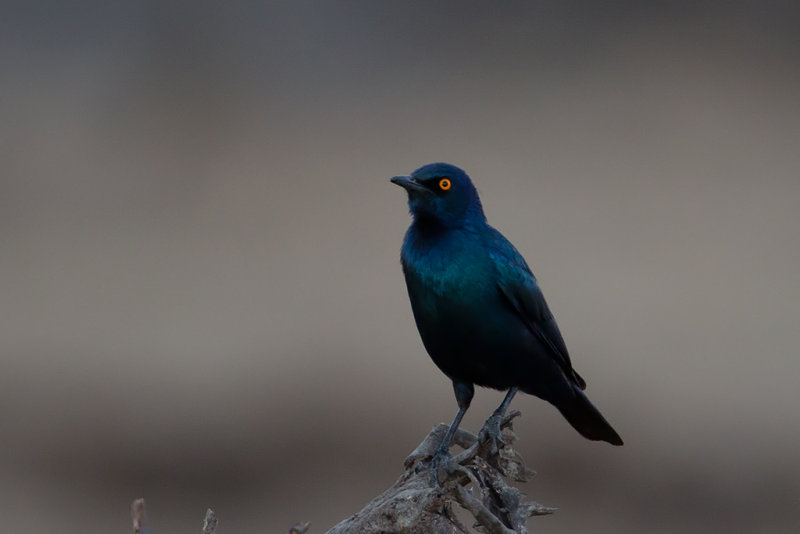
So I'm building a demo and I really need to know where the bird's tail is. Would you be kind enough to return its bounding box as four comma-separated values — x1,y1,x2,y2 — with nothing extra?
555,388,624,446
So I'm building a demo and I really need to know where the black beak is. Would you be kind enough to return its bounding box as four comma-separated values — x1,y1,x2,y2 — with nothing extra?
391,175,428,194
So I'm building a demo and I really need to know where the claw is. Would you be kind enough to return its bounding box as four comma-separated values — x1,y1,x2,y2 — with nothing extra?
429,449,454,486
479,413,506,456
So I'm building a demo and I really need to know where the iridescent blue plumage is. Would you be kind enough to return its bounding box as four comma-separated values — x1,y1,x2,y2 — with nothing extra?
391,163,622,481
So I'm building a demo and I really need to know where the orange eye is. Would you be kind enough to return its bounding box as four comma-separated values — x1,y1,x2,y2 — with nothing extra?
439,178,452,191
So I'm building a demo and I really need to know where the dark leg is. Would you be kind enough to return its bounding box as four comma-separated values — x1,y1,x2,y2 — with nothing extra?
430,381,474,485
436,406,467,457
479,387,518,454
494,387,518,418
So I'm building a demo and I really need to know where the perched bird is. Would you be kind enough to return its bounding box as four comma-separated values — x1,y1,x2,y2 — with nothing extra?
391,163,622,480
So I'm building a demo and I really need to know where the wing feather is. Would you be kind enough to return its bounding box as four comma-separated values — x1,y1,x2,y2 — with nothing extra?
485,230,586,389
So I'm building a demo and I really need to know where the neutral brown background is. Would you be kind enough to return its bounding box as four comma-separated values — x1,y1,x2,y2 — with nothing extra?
1,2,799,533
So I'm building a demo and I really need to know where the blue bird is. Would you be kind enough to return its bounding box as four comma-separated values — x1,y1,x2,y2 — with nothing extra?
391,163,622,481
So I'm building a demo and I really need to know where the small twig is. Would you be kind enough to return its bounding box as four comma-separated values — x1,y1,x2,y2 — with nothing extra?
453,463,482,490
501,410,522,429
202,509,217,534
452,484,516,534
452,426,480,449
131,498,152,534
452,440,480,465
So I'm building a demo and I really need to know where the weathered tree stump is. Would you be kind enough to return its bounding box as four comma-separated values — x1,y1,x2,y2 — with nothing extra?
324,411,554,534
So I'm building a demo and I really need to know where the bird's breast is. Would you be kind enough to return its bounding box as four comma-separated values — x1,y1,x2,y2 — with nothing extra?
401,228,532,380
401,228,494,305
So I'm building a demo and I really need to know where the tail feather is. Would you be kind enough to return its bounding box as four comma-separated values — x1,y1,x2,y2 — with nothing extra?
555,388,623,446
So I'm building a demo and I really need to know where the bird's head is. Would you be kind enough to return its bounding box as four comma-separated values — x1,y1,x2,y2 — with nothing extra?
391,163,485,228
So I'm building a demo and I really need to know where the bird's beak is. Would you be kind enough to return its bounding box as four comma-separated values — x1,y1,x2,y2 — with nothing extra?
391,175,428,194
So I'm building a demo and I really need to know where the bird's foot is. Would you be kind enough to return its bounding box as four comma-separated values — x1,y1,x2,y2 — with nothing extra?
478,412,506,457
429,448,456,486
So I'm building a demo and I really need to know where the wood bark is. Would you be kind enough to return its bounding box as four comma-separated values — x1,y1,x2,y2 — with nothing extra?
324,411,554,534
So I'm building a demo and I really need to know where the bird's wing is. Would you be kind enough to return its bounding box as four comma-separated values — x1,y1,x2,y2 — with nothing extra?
484,229,586,389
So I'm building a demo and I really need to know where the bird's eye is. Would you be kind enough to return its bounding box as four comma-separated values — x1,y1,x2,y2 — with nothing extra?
438,178,452,191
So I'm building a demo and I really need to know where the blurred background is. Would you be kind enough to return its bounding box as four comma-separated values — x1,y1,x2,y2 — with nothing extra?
1,1,799,532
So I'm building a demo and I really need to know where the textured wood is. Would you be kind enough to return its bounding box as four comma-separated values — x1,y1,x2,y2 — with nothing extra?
324,411,553,534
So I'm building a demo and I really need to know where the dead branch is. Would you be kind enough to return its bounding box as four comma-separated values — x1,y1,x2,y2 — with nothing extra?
130,498,152,534
202,509,218,534
323,411,554,534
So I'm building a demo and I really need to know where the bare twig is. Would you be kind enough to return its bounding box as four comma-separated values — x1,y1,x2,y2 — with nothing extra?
452,484,516,534
131,498,152,534
202,509,217,534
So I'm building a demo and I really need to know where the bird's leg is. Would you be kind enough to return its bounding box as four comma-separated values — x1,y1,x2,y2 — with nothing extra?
479,387,518,455
430,381,474,485
430,406,465,484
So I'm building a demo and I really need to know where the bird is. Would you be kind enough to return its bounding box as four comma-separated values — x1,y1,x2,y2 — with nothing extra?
391,162,622,482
